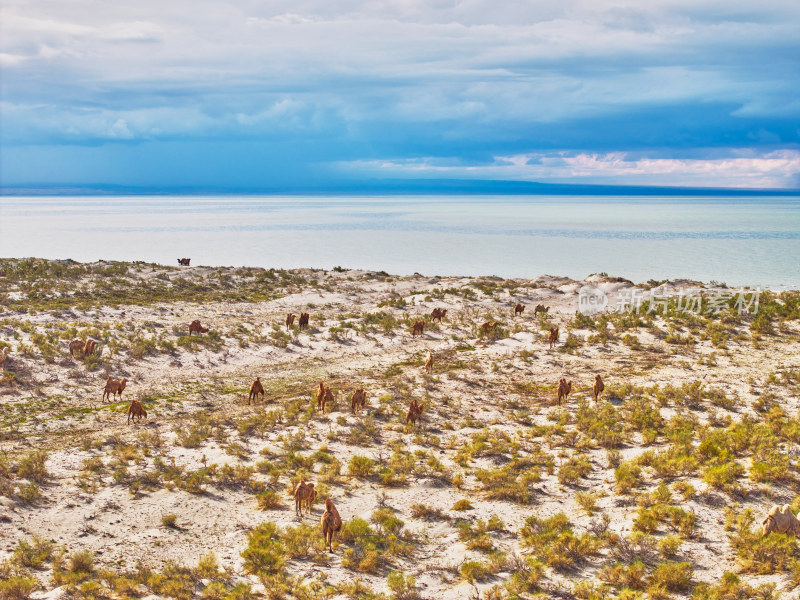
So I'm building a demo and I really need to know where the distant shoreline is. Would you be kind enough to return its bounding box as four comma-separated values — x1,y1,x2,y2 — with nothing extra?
2,179,799,198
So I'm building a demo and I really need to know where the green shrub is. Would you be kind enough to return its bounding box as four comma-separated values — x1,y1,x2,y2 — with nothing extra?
451,499,474,511
161,514,178,528
615,461,642,494
17,451,49,483
13,537,55,569
519,512,602,571
0,575,39,600
703,462,744,490
256,489,283,510
348,456,376,478
558,455,592,485
691,571,778,600
241,522,286,578
460,560,490,583
647,561,692,593
386,570,420,600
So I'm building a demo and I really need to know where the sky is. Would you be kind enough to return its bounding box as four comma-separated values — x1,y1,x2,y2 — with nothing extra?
1,0,799,191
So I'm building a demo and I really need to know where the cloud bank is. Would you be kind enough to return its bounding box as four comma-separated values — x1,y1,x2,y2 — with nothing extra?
1,0,799,189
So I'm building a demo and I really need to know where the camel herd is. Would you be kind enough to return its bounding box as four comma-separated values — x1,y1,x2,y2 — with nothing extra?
555,375,605,405
284,312,311,331
42,293,788,557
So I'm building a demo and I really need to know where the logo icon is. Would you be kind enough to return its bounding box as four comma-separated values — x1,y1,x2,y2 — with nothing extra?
578,286,608,315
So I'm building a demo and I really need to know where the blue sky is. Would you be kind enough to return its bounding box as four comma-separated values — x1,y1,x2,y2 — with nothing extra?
1,0,799,190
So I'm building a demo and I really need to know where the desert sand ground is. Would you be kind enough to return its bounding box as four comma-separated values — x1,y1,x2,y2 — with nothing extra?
1,258,799,600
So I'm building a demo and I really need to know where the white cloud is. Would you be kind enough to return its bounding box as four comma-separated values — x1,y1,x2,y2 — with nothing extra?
344,150,800,189
1,0,799,188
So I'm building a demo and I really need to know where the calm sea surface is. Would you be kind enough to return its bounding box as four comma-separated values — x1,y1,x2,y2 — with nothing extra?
1,195,799,288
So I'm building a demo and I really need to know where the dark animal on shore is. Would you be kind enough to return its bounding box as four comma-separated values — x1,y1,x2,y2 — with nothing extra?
557,378,572,405
321,498,342,552
294,481,317,517
188,320,208,335
412,320,425,336
286,313,296,330
548,327,559,349
351,388,366,414
299,312,310,329
178,258,191,266
127,398,147,424
593,375,605,402
406,399,425,426
249,377,265,404
514,303,525,316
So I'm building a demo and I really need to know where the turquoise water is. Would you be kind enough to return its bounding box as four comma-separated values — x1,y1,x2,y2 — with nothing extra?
1,195,798,288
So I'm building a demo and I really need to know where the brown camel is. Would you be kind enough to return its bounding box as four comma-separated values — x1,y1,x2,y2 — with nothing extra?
557,378,572,405
514,303,525,316
69,339,85,357
315,382,325,410
127,398,147,424
249,377,265,404
535,304,550,315
188,320,208,335
177,258,191,266
481,321,499,337
350,388,366,414
299,312,310,329
424,350,434,374
762,505,800,536
322,387,335,412
286,313,296,330
0,346,9,370
103,377,126,402
412,320,425,336
84,340,97,356
593,375,605,402
548,327,559,349
321,498,342,552
431,308,447,322
294,481,317,517
406,399,425,426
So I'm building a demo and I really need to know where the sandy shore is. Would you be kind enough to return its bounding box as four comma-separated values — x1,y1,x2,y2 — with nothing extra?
1,259,799,599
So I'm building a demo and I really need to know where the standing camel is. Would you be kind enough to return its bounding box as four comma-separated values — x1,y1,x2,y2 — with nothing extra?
321,498,342,552
593,375,605,402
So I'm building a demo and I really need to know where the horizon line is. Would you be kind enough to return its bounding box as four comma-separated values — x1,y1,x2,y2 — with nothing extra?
2,179,799,197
